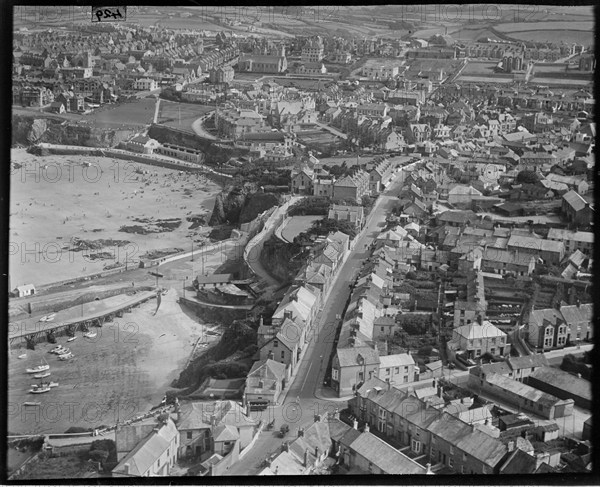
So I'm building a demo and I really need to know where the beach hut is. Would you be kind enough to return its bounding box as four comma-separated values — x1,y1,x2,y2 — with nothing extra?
14,284,36,297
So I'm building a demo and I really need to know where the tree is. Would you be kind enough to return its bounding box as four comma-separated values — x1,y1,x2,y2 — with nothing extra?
516,170,540,184
89,450,109,464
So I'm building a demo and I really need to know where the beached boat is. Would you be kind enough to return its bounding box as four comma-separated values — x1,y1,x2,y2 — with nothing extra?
18,354,27,359
23,402,41,406
58,353,73,360
83,332,97,338
26,359,50,374
49,346,65,354
33,371,51,379
31,382,58,388
29,386,51,394
57,348,70,355
67,337,77,342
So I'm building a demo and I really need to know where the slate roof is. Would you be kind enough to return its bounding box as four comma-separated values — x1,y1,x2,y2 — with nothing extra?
563,190,590,212
529,367,591,401
336,346,380,367
427,412,507,469
113,419,178,476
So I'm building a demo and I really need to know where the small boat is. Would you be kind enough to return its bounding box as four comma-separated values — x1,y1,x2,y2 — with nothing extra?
58,353,73,360
26,363,50,374
31,382,58,388
49,347,65,354
18,354,27,359
29,386,51,394
67,337,77,342
34,372,51,379
46,313,56,320
57,348,70,355
23,402,41,406
84,332,97,338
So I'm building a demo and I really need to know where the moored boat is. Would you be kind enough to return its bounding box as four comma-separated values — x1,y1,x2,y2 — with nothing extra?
29,386,51,394
23,402,41,406
18,354,27,359
67,337,77,342
26,364,50,374
33,371,51,379
83,332,97,338
58,352,73,360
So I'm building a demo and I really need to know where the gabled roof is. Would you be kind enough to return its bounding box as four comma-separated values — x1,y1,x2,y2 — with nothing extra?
345,431,426,474
213,424,239,442
113,419,178,476
427,412,507,468
454,321,505,340
379,353,415,368
336,346,379,367
563,190,591,212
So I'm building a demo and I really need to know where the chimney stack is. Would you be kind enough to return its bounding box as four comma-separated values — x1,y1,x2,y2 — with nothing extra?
437,385,443,398
353,419,358,430
315,446,320,459
364,423,370,433
508,440,515,452
333,408,340,420
304,449,309,467
282,441,289,452
298,427,304,437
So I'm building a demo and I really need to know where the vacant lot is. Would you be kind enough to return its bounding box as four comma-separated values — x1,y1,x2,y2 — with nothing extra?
82,97,156,129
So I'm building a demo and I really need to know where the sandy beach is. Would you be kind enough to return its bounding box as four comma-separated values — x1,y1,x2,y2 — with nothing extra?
10,148,221,287
7,289,215,435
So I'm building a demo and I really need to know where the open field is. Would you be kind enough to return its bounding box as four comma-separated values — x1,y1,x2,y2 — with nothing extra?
280,215,324,243
494,20,593,33
461,61,500,75
7,290,208,435
505,30,594,46
10,149,220,287
456,75,514,84
83,97,156,129
157,100,213,133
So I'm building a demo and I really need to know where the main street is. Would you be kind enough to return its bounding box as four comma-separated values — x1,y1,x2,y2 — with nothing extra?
225,168,407,475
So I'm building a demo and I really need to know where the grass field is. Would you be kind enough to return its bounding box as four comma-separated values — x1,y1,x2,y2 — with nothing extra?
157,100,213,133
82,98,156,129
506,30,594,46
280,215,323,243
494,20,593,33
461,61,500,75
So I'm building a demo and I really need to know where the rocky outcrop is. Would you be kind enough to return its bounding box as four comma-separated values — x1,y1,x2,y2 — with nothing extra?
12,114,136,148
209,184,281,226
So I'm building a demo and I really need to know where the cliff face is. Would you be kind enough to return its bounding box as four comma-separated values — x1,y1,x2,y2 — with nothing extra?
259,236,304,283
12,115,136,148
209,185,281,226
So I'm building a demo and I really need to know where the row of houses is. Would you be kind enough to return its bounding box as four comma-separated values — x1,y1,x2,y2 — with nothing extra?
244,230,352,409
111,399,259,477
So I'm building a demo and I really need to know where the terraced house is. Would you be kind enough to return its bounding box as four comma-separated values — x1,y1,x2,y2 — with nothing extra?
350,380,508,474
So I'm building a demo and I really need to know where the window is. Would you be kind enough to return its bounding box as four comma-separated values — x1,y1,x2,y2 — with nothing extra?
273,339,279,347
448,458,453,468
463,453,467,462
461,465,466,474
386,368,390,375
450,446,454,455
404,376,409,382
186,432,192,440
395,367,399,374
281,351,285,359
411,439,421,453
332,368,339,381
